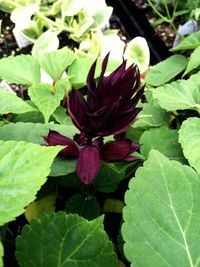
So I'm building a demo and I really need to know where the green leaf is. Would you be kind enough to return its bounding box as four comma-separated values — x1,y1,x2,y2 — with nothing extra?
171,31,200,51
65,194,100,220
68,57,121,88
183,46,200,76
28,83,65,123
16,212,117,267
0,242,3,267
0,122,78,144
179,117,200,173
39,47,76,81
145,55,187,86
93,162,125,193
61,0,83,16
152,72,200,112
133,102,169,129
25,195,56,222
0,89,36,115
53,106,70,124
68,58,94,88
50,157,76,176
0,55,40,85
124,37,150,74
92,7,113,28
122,150,200,267
140,127,186,163
32,31,59,58
0,140,61,226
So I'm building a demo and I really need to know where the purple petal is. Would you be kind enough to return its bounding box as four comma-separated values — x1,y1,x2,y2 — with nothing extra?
67,88,89,133
76,145,100,184
43,131,79,156
87,60,98,110
100,139,140,161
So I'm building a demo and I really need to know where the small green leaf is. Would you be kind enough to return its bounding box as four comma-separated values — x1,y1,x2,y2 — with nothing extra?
152,71,200,112
0,122,78,144
171,31,200,51
53,106,70,124
28,83,65,123
133,102,169,129
68,57,121,88
25,195,56,222
145,55,187,86
183,46,200,76
65,194,100,220
61,0,83,16
92,7,113,28
0,89,36,115
68,58,94,88
124,37,150,74
122,150,200,267
50,157,76,177
93,162,125,193
0,140,61,226
16,212,117,267
39,47,76,81
179,117,200,173
103,198,124,213
0,55,40,85
140,127,186,163
0,242,3,267
32,31,59,57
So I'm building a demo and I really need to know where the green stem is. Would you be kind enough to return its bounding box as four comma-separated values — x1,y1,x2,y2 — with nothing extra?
147,0,170,23
35,11,59,30
163,0,171,20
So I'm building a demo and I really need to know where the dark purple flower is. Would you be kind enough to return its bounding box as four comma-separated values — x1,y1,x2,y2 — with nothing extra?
44,54,143,184
68,53,143,137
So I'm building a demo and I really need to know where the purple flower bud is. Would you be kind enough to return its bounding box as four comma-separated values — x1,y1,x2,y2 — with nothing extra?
100,139,140,162
76,145,100,184
43,131,79,157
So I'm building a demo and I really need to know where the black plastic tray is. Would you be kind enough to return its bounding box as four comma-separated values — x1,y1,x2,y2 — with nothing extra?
107,0,171,64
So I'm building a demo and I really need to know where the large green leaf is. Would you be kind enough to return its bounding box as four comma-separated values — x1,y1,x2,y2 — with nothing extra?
152,72,200,112
0,122,78,144
0,89,36,115
28,83,65,122
0,141,61,226
133,102,169,129
16,212,117,267
140,127,186,163
122,150,200,267
145,55,187,86
0,55,40,85
179,117,200,173
171,31,200,51
39,47,76,81
183,46,200,76
0,242,3,267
